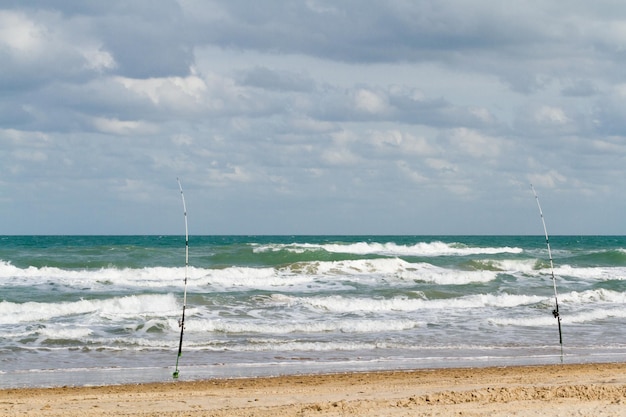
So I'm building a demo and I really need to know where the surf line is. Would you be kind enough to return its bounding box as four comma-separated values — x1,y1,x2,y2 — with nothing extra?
530,184,563,359
173,178,189,379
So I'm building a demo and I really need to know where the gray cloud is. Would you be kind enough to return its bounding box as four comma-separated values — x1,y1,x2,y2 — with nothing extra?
1,1,625,234
238,66,316,92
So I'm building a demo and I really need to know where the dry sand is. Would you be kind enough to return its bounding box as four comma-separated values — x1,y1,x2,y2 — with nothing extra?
2,363,626,416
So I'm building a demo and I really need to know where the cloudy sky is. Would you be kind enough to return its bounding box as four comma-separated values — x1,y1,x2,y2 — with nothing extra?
1,1,625,235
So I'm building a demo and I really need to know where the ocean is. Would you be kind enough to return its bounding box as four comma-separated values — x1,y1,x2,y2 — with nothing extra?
1,235,626,388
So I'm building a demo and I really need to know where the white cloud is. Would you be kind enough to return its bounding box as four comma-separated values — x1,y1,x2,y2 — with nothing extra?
116,73,207,105
290,117,337,134
426,158,457,173
592,137,626,153
170,133,194,146
0,11,44,52
449,128,501,158
367,129,437,156
469,107,494,123
112,179,153,202
1,128,49,143
81,45,116,71
208,164,254,185
321,130,360,165
354,89,388,114
529,170,567,189
397,160,428,184
534,106,570,125
92,117,158,135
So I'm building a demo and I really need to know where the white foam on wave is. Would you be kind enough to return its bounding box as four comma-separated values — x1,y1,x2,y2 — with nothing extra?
254,241,523,257
276,292,546,314
553,265,626,281
0,260,204,289
566,308,626,323
515,261,626,281
184,317,422,334
182,259,498,289
0,258,492,292
4,258,623,292
399,263,498,285
198,266,315,288
561,288,626,304
183,339,386,353
0,294,180,324
38,325,93,340
489,289,626,327
489,315,559,327
284,258,497,285
484,259,538,273
490,307,626,327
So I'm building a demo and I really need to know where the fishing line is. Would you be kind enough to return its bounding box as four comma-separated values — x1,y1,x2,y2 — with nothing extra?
173,178,189,379
530,184,563,358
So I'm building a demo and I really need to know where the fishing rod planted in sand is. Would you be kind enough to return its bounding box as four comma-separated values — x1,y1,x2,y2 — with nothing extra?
173,178,189,379
530,184,563,358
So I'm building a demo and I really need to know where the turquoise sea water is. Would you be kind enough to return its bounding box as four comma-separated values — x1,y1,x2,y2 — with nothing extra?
1,235,626,388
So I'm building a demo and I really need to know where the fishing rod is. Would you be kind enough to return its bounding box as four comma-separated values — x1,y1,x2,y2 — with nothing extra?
530,184,563,358
173,178,189,379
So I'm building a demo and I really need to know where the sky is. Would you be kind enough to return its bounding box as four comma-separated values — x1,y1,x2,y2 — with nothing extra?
1,1,626,235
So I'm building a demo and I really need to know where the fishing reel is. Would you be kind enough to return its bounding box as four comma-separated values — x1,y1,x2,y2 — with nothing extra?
552,309,560,318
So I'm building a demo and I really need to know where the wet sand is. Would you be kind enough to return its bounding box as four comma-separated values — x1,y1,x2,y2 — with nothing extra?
2,363,626,416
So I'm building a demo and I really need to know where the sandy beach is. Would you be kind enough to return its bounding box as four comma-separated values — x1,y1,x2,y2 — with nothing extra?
2,363,626,416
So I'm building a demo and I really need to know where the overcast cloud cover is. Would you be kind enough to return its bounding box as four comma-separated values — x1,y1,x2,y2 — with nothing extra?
1,1,625,235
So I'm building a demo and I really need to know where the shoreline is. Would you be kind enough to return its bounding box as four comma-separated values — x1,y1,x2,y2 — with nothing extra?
3,362,626,416
4,348,624,390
